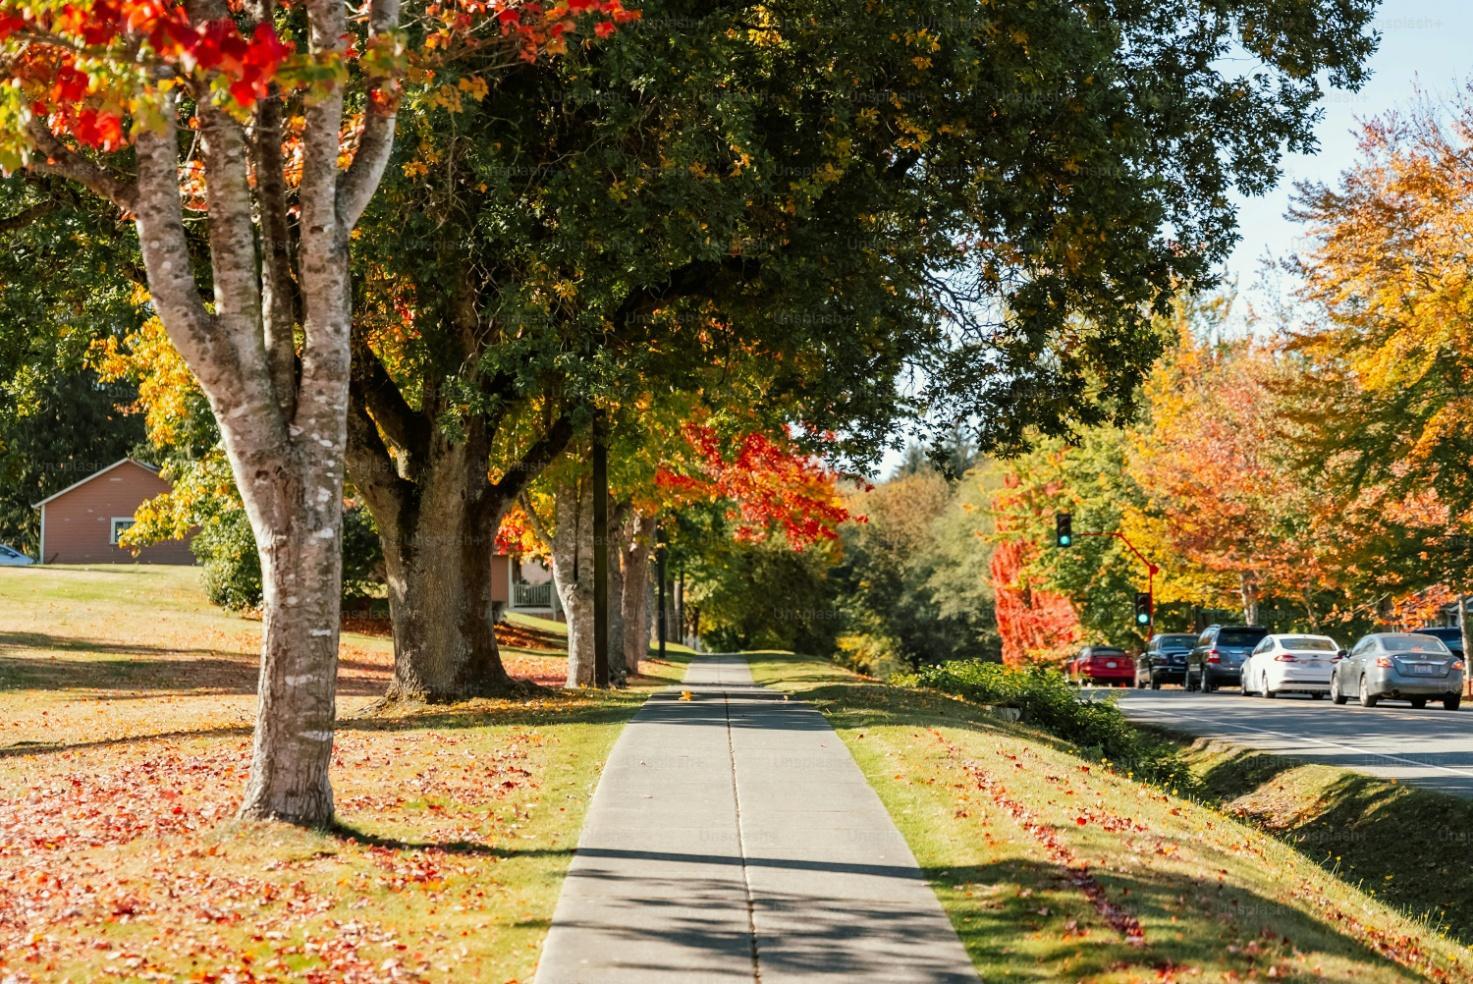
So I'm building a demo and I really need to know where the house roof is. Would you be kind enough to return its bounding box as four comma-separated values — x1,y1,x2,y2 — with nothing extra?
31,458,161,509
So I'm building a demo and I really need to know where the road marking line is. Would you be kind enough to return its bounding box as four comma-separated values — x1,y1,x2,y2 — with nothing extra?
1121,704,1473,781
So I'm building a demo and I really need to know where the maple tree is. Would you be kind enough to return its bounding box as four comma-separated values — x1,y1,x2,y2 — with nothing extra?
0,0,631,823
1287,91,1473,656
989,476,1082,666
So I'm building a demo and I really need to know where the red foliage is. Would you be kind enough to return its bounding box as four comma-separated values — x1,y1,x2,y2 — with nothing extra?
991,475,1081,667
655,422,854,551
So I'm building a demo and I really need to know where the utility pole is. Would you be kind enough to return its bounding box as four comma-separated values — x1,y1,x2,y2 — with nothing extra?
592,409,610,688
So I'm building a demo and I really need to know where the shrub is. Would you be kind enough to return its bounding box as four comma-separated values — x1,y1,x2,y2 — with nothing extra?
916,659,1194,789
195,503,384,612
834,632,907,679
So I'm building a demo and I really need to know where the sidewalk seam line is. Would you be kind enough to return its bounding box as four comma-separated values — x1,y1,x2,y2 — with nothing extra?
723,682,762,983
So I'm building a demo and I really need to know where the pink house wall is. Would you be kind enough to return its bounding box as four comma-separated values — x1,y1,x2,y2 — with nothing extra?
39,460,194,565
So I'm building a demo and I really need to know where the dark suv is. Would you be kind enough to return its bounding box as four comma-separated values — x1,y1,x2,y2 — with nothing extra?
1187,625,1269,692
1412,626,1465,659
1135,633,1197,689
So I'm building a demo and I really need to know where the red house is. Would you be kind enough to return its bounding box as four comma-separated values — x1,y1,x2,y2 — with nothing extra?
33,458,194,565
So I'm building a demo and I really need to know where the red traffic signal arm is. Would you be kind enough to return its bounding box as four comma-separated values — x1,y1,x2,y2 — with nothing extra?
1075,530,1161,636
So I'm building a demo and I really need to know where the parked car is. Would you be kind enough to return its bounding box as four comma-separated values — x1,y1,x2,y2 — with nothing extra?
1068,646,1134,687
1240,634,1341,699
1331,633,1465,710
1135,633,1197,689
1186,625,1269,692
1412,625,1465,659
0,544,34,566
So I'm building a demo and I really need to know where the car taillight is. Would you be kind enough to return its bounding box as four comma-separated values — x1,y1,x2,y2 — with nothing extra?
1274,653,1297,662
1375,656,1392,668
1454,661,1466,671
1206,649,1221,664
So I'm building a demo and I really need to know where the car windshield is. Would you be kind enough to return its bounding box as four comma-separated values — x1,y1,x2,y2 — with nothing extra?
1381,635,1451,654
1091,649,1124,657
1280,637,1336,652
1217,628,1268,646
1160,635,1195,650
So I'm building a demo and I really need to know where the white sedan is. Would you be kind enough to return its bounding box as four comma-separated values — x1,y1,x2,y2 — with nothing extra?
0,544,34,566
1241,634,1343,699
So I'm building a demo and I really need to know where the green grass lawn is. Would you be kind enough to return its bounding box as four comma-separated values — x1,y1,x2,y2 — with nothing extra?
0,565,692,982
748,653,1472,984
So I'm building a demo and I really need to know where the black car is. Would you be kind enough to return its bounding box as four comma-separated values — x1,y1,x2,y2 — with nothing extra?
1135,633,1197,689
1412,626,1465,659
1186,624,1270,692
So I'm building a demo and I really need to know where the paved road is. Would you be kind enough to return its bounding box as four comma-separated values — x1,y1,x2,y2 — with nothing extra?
535,655,977,984
1098,686,1473,798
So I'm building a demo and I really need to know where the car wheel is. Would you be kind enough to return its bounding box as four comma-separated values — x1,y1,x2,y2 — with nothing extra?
1150,674,1162,691
1358,676,1379,708
1410,697,1427,709
1263,673,1277,699
1331,672,1348,705
1445,695,1462,711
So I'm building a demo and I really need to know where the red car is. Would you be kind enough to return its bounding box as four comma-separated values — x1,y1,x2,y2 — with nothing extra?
1069,646,1134,687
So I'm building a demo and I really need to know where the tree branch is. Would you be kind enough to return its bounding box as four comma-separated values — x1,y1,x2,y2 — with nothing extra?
350,331,432,470
489,414,576,506
24,119,136,211
337,0,402,230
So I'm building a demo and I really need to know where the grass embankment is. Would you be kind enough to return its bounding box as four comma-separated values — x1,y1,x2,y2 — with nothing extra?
748,653,1471,984
1180,737,1473,948
0,565,690,983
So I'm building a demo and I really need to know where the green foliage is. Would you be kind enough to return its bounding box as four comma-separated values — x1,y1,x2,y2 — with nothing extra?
833,469,999,668
0,175,148,555
686,534,839,655
917,660,1194,789
196,503,385,612
832,631,906,680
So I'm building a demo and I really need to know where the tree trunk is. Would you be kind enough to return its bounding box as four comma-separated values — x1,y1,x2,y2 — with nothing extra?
1240,573,1259,625
621,511,655,676
347,403,519,701
550,481,596,687
238,486,344,823
607,514,627,687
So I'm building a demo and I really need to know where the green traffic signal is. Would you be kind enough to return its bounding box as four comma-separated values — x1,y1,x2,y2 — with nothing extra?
1055,512,1073,548
1133,591,1151,626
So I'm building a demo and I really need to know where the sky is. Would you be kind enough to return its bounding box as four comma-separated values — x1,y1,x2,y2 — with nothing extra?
1224,0,1471,293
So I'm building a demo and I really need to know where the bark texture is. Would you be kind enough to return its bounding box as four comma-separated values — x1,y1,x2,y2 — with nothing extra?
548,480,596,687
620,510,656,677
63,0,405,826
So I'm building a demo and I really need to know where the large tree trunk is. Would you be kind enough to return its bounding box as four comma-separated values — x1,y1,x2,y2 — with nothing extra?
550,481,596,687
621,510,655,676
606,502,629,686
347,423,519,702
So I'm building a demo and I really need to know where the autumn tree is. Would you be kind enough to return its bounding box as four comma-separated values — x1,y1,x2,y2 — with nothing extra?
1288,89,1473,656
0,0,627,823
346,0,1381,693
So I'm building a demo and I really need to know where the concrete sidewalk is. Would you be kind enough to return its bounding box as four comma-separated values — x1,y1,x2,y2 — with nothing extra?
534,655,978,984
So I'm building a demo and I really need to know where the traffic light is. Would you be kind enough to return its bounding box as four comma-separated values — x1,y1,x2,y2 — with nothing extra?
1055,512,1073,548
1134,592,1152,627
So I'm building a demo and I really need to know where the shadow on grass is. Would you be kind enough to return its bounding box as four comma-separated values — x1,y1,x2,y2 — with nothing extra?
925,857,1422,982
1186,743,1473,944
1,686,649,759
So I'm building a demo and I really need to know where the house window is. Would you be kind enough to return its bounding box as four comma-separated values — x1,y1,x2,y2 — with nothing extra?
110,518,136,545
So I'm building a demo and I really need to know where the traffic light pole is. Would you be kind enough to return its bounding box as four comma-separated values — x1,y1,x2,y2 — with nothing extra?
1076,530,1161,638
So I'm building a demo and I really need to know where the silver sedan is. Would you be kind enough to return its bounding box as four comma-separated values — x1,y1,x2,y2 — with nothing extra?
1331,633,1465,710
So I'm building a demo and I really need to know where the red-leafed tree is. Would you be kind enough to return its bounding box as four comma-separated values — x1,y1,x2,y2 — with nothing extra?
656,422,854,552
991,477,1081,667
0,0,630,825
